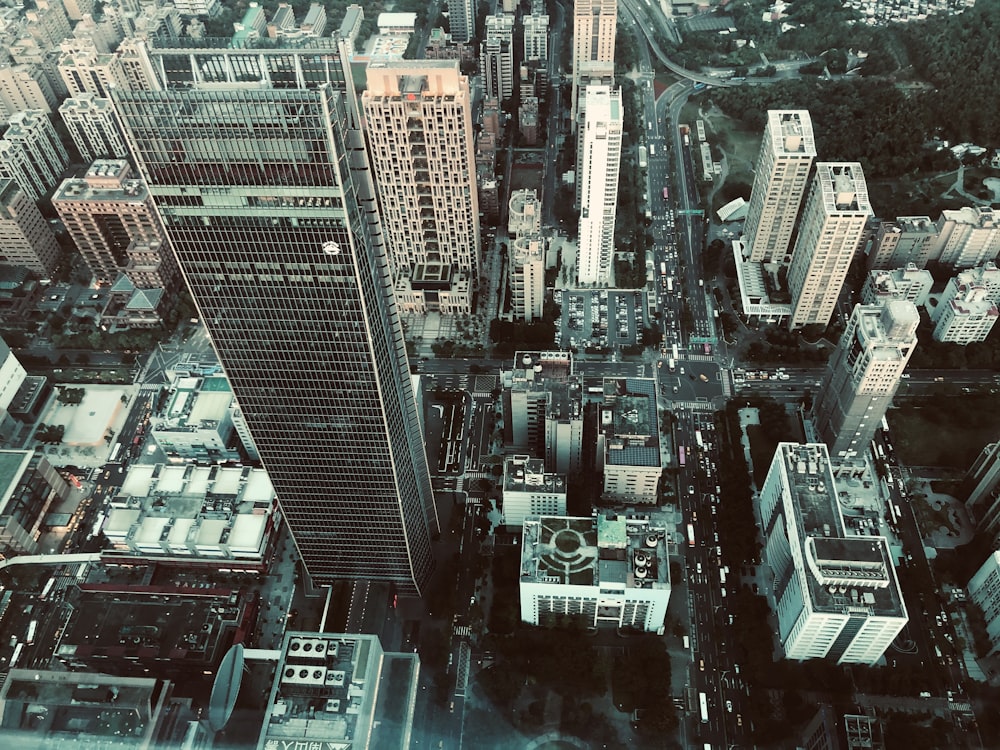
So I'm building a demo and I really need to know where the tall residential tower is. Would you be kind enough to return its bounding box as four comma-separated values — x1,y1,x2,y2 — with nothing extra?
113,37,438,595
743,110,816,264
577,85,622,285
571,0,616,126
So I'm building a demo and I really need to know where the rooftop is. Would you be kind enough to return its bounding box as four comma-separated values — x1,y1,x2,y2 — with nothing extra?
601,378,659,467
769,110,816,156
154,375,234,432
816,162,872,215
503,456,566,495
520,514,670,590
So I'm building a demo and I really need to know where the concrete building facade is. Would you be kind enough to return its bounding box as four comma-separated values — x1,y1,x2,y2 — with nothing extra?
481,14,515,105
812,302,918,462
860,264,933,308
932,283,999,344
520,513,670,631
760,443,908,664
0,109,69,200
743,110,816,264
59,93,129,163
502,455,567,527
867,216,937,270
0,62,58,116
577,85,622,285
600,378,661,504
0,178,61,275
967,552,1000,655
446,0,476,43
931,207,1000,269
509,237,546,321
964,443,1000,539
571,0,616,126
363,60,480,314
788,163,873,329
523,5,549,62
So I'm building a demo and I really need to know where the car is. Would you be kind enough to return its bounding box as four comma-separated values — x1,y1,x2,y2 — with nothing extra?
726,700,733,712
737,714,743,727
699,659,705,671
688,485,695,495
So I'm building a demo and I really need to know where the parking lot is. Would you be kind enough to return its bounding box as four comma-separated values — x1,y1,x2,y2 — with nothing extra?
556,289,649,351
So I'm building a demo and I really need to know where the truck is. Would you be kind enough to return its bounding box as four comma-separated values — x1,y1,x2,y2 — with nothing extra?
649,144,655,157
687,523,696,547
668,358,676,372
695,430,704,449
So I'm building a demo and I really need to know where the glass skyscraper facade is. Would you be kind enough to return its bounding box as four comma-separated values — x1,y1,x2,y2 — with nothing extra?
113,38,438,594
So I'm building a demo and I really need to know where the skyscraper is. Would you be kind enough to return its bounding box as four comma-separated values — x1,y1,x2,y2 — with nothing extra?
811,302,918,461
743,110,816,264
481,14,515,105
0,178,61,276
930,206,1000,269
58,94,129,163
787,163,872,329
362,60,479,314
447,0,476,44
0,109,69,200
571,0,616,126
577,85,622,285
113,37,438,595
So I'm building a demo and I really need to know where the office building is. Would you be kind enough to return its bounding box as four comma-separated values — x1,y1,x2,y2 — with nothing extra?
967,552,1000,655
800,705,886,750
103,462,276,563
520,513,670,631
363,60,480,314
258,632,419,750
0,178,61,276
62,0,96,22
931,207,1000,269
502,351,574,454
508,189,542,239
481,14,515,105
509,237,546,321
0,450,73,556
760,443,908,664
524,4,549,62
964,443,1000,539
0,61,58,116
860,264,933,308
148,374,243,464
59,93,129,162
577,86,623,285
52,159,177,289
502,455,567,527
866,216,937,270
931,283,999,343
447,0,476,43
545,381,584,475
600,378,661,504
571,0,617,126
743,110,816,264
113,37,438,595
0,670,172,749
812,302,918,461
0,109,69,200
788,163,873,329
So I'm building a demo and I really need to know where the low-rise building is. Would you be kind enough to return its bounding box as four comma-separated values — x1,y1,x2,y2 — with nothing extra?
502,351,573,454
149,375,240,464
860,263,933,308
931,206,1000,270
509,236,545,321
502,455,566,527
760,443,907,665
600,378,661,504
102,463,276,564
520,513,670,631
0,450,72,556
258,632,419,750
866,215,937,270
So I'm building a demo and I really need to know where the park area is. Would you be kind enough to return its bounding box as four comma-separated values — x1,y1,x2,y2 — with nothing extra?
888,394,1000,470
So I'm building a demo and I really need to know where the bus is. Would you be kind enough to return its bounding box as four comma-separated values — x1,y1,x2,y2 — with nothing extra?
678,446,686,467
881,415,890,432
109,443,122,462
666,277,674,293
695,430,704,449
39,578,55,601
638,145,648,169
662,187,669,200
672,343,679,361
10,642,23,668
698,692,709,723
660,262,667,276
687,524,696,547
26,620,37,645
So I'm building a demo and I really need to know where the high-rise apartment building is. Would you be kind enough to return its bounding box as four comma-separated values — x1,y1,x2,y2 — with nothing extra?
860,264,933,308
362,59,479,314
447,0,476,44
502,456,567,527
0,62,58,117
967,552,1000,655
812,302,918,461
866,216,937,270
571,0,616,126
509,237,546,321
59,94,129,163
0,109,69,201
788,163,872,329
577,85,622,285
502,351,573,454
743,110,816,264
0,179,61,276
481,14,515,105
930,207,1000,269
931,283,999,344
545,381,583,475
57,39,128,98
760,443,907,665
52,159,176,289
524,3,549,62
113,37,438,595
964,443,1000,539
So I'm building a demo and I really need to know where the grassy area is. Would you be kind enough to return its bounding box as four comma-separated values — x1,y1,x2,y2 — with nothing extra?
889,397,1000,469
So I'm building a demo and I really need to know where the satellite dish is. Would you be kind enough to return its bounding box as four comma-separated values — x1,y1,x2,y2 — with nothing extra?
207,643,244,732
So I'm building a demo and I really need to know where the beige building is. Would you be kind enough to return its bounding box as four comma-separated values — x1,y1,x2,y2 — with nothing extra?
0,178,61,275
743,110,816,264
866,216,937,270
788,163,872,329
362,60,479,313
0,62,58,117
571,0,617,126
58,39,128,98
52,160,177,288
508,189,542,239
481,14,515,105
860,264,933,308
502,455,566,527
0,109,69,200
600,378,661,504
59,93,129,162
509,236,546,321
577,86,622,285
932,283,999,344
931,206,1000,269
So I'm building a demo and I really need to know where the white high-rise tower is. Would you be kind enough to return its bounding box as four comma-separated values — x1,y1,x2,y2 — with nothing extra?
577,86,622,285
571,0,616,127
